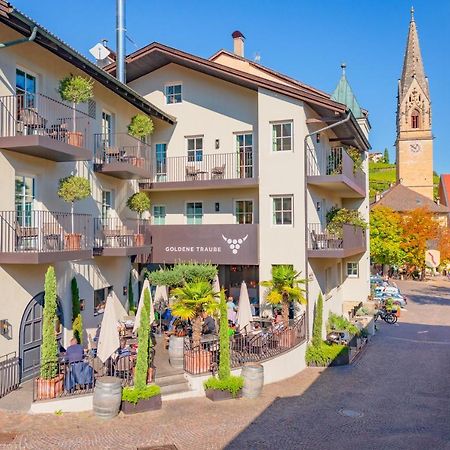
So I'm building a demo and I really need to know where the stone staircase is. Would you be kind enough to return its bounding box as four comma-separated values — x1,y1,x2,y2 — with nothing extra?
156,370,190,398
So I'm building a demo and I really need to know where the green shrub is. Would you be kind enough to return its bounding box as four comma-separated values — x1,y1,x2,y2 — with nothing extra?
121,384,161,404
71,277,82,344
305,342,348,366
40,267,58,380
203,375,244,397
134,287,150,390
148,263,217,287
355,306,370,316
128,114,154,139
326,207,368,237
327,312,360,336
312,293,323,348
58,74,94,105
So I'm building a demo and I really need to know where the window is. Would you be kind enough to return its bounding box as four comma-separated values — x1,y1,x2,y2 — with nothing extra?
235,200,253,224
153,205,166,225
15,175,35,226
346,262,359,278
337,262,342,286
155,143,167,181
16,68,36,115
94,286,113,316
325,267,333,294
187,137,203,162
411,110,420,129
102,190,113,220
272,121,292,152
236,133,253,178
165,84,182,104
272,195,293,225
102,111,113,145
186,202,203,224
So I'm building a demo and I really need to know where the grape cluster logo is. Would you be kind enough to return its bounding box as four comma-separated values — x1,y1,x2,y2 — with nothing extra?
222,234,248,255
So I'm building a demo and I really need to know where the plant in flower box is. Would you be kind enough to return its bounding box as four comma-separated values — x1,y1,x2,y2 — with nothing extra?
58,175,91,249
204,291,243,401
126,192,150,246
121,286,161,414
35,266,64,400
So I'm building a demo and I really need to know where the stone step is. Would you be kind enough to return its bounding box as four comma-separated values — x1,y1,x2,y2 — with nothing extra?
160,381,190,396
155,373,187,387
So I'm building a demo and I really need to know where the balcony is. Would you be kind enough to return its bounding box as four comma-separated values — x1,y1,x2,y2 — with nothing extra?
93,218,151,257
0,93,91,161
0,211,92,264
307,223,366,258
307,147,366,198
148,223,258,265
140,151,258,191
94,133,151,179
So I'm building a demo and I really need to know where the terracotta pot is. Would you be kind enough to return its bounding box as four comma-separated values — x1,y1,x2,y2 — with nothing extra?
65,233,82,250
134,234,144,246
136,157,144,168
205,389,242,402
121,394,162,414
147,367,155,383
67,131,83,147
35,373,64,400
184,349,211,374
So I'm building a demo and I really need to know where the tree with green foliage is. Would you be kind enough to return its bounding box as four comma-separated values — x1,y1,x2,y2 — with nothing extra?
383,148,389,164
40,266,58,380
128,114,154,139
370,206,405,267
71,277,82,344
261,265,307,327
326,207,368,237
171,281,219,347
126,192,150,235
218,290,231,380
134,286,151,390
148,263,217,287
312,293,323,348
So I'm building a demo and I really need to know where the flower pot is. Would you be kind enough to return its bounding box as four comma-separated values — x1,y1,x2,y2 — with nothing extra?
121,394,162,414
205,388,242,402
184,349,211,374
134,234,144,246
67,131,84,147
65,233,82,250
35,373,64,400
136,157,144,168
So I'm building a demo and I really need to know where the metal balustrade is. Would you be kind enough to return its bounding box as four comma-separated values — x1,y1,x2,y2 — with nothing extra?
93,217,150,249
0,352,20,398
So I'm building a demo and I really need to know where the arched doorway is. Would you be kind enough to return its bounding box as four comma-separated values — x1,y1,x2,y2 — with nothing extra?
19,292,63,381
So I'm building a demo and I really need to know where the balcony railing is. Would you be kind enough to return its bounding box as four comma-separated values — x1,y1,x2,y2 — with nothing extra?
142,150,256,186
307,146,365,195
0,93,91,150
307,223,366,257
93,133,151,178
0,210,92,260
94,218,151,249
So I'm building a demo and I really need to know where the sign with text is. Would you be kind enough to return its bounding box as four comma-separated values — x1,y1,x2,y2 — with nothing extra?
149,224,259,265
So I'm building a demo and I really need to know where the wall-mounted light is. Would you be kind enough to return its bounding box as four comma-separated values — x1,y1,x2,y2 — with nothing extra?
316,201,321,211
316,133,320,143
0,319,12,339
215,202,220,212
215,139,220,149
123,286,128,296
80,299,85,312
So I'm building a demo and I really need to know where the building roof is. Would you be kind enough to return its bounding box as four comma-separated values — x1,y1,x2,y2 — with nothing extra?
104,42,370,151
0,1,175,124
438,174,450,207
331,64,363,119
371,183,448,213
400,7,429,98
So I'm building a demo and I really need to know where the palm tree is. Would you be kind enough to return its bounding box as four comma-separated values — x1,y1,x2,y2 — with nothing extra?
261,265,307,327
171,281,219,347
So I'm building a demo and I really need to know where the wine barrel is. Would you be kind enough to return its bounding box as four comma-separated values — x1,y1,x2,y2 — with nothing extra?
169,335,184,369
93,376,122,419
242,363,264,399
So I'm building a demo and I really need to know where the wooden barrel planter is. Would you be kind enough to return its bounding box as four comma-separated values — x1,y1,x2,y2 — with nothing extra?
242,363,264,399
35,373,64,400
93,376,122,419
168,336,184,369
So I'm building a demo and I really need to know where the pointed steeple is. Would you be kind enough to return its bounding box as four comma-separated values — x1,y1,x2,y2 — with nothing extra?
400,7,428,98
331,63,363,119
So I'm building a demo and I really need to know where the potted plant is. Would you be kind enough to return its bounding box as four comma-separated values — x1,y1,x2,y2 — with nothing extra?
127,114,154,167
204,291,243,401
35,267,64,400
126,192,150,246
261,265,307,329
326,207,368,238
171,281,219,374
122,286,162,414
58,175,91,249
58,74,94,147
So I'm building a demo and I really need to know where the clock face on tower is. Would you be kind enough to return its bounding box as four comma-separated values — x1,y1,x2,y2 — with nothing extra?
410,141,421,153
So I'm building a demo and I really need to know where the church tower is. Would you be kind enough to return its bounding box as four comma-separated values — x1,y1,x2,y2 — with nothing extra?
396,7,433,200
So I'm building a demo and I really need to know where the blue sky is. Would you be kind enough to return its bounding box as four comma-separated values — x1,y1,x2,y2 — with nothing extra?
12,0,450,173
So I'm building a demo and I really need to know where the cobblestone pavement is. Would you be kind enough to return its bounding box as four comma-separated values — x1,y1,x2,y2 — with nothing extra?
1,279,450,450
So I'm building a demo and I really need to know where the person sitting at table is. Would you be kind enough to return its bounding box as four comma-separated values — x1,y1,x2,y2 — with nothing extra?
117,338,131,357
65,337,84,363
228,320,236,337
226,296,237,324
201,311,216,335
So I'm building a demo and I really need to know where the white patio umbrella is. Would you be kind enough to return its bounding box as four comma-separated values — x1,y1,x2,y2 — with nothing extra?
212,274,221,299
97,293,127,363
154,285,169,332
133,279,155,334
236,281,253,333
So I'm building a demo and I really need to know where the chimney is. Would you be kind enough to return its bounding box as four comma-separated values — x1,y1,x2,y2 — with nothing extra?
116,0,126,83
232,30,245,57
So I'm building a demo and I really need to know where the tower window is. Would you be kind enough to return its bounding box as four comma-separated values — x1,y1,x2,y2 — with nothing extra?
411,110,420,129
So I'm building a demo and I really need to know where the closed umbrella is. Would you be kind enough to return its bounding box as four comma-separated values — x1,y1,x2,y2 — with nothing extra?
133,279,155,334
236,281,253,333
212,274,220,299
154,285,168,333
97,293,127,363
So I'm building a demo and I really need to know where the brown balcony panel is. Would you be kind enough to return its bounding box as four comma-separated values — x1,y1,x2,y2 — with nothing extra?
97,245,152,257
307,174,365,198
0,249,92,264
0,135,91,162
140,177,258,191
94,162,150,179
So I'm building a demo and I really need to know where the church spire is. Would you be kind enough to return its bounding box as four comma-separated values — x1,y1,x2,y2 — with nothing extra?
331,63,363,119
400,6,428,98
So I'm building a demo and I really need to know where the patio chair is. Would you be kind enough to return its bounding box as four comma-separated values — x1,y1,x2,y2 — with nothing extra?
16,222,39,250
114,355,133,381
18,108,47,135
211,164,225,180
43,222,62,250
185,165,199,180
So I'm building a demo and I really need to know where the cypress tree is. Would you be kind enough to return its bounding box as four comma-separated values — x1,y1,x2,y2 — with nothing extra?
218,290,231,380
312,293,323,348
134,287,150,390
383,148,389,164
